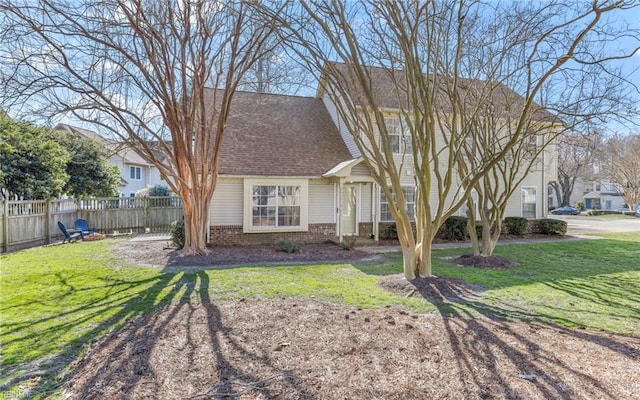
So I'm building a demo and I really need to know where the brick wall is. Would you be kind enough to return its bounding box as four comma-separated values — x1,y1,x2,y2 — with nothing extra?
209,223,339,247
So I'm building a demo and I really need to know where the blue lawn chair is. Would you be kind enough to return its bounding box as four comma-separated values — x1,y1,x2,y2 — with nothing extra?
75,218,97,236
57,221,82,243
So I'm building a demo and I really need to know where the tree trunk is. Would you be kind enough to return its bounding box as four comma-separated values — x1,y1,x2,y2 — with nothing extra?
416,238,432,277
180,191,212,256
481,222,500,256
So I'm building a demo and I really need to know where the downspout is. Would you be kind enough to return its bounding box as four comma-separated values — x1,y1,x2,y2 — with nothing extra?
373,182,379,241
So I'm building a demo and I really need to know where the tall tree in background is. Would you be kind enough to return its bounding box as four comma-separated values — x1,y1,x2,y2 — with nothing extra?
0,0,277,255
598,134,640,210
550,130,602,207
239,40,314,95
55,132,120,198
0,114,69,200
272,1,637,278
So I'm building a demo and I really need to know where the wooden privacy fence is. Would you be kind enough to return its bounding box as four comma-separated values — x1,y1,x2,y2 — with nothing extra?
0,196,183,253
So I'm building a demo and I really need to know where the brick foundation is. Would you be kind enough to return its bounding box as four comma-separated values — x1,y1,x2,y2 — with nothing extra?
209,223,339,247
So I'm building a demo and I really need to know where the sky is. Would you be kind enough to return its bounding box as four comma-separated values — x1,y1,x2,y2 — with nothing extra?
1,0,639,136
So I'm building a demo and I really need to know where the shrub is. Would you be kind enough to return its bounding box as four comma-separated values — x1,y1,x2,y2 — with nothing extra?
169,218,185,249
341,235,358,250
474,222,483,240
276,240,303,253
576,201,585,211
136,184,171,197
504,216,528,236
137,185,173,207
538,218,567,236
379,223,398,240
443,216,468,241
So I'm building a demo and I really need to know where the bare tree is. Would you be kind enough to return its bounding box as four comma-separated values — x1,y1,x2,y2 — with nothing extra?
239,40,315,95
455,0,638,258
0,0,277,255
598,133,640,210
270,0,637,278
550,130,602,207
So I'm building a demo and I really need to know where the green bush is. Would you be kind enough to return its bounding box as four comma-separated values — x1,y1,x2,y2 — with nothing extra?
538,218,567,236
379,223,398,240
136,184,171,197
443,216,468,241
474,222,483,240
276,240,304,253
169,218,185,249
341,235,358,250
504,216,528,236
576,201,585,211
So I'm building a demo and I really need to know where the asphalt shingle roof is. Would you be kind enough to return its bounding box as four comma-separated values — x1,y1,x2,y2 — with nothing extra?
218,91,353,177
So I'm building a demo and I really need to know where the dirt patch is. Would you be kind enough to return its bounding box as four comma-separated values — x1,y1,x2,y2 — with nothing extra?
110,239,376,268
453,254,518,269
63,297,640,400
378,274,484,302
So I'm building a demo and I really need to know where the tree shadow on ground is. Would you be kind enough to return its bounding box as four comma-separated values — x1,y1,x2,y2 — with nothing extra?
59,270,315,399
403,277,639,399
0,272,178,398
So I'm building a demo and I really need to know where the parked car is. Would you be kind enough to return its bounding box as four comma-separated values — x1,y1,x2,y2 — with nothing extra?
636,203,640,217
550,206,581,215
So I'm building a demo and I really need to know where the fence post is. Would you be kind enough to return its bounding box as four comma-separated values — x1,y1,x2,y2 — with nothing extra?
45,198,51,245
2,200,8,253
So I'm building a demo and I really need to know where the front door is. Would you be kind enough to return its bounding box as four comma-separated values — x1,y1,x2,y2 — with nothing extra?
340,184,357,236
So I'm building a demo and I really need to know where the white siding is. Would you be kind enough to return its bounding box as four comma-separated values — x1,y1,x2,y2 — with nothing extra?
359,183,373,223
351,164,371,176
210,178,243,225
323,92,360,157
309,180,335,224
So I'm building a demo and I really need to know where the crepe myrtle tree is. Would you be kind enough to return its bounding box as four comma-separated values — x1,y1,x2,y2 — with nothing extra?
268,0,639,278
457,0,638,258
597,133,640,211
0,0,280,255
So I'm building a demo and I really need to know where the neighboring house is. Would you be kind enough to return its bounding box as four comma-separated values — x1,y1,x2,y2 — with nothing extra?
549,178,629,211
582,180,627,210
208,65,558,246
54,124,164,197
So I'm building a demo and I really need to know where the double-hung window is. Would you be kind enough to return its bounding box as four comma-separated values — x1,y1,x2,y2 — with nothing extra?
130,166,141,180
380,186,416,222
244,179,308,232
383,117,411,155
521,186,537,218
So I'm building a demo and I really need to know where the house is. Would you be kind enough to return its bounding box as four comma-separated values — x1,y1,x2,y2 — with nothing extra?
54,124,165,197
582,180,628,210
208,65,558,246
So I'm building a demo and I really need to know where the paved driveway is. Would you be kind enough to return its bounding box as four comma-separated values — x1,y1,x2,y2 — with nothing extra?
550,215,640,235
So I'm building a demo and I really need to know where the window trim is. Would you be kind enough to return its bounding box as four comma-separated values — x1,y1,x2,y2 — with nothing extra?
379,185,416,222
521,186,537,219
129,166,142,180
383,116,412,155
243,179,308,233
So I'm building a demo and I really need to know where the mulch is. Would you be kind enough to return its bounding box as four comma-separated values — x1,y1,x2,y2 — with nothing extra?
58,238,640,399
110,239,376,268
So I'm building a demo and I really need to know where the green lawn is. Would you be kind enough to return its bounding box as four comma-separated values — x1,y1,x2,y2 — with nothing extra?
1,232,639,398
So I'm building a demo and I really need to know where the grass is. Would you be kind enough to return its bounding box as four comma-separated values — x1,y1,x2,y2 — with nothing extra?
1,232,639,398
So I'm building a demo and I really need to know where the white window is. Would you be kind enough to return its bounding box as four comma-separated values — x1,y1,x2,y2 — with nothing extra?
129,166,141,180
380,186,415,222
243,179,308,232
521,187,537,218
383,117,411,155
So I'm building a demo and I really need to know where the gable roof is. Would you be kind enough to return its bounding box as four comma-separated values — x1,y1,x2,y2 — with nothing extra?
318,62,559,123
218,91,353,177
